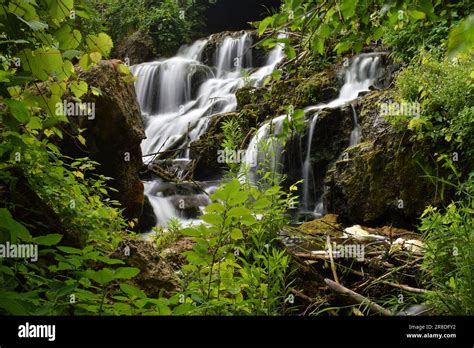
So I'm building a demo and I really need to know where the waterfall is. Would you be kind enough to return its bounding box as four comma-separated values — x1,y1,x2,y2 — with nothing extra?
132,32,285,226
243,53,384,215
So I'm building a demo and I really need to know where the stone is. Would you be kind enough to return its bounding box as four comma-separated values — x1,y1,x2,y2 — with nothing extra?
111,238,180,297
60,60,146,223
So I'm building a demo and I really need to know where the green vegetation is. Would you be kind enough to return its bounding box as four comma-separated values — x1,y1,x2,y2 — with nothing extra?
101,0,207,56
0,0,473,317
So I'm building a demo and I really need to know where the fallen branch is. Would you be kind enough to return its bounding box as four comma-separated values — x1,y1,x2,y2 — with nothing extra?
324,278,393,316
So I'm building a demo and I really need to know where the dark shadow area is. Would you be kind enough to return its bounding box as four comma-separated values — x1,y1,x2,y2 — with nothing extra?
203,0,281,33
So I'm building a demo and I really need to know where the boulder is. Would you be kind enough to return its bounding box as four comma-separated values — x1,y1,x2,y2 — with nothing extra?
111,238,180,297
324,134,436,229
112,30,155,65
60,60,146,223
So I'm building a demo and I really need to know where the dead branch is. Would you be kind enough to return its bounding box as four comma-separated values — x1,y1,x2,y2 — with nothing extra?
324,278,393,316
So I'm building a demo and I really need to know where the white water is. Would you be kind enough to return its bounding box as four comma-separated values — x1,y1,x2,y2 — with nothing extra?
244,53,384,215
132,32,285,226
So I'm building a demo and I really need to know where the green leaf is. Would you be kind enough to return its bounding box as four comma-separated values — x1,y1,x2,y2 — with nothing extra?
82,269,115,285
32,234,62,246
0,208,32,242
408,9,426,20
26,117,42,130
86,33,113,57
200,213,224,225
253,198,271,209
57,246,82,254
284,44,296,60
120,284,146,299
19,48,64,81
181,227,201,237
71,81,88,98
448,15,474,59
334,41,351,55
230,228,243,241
258,16,273,36
228,206,252,218
228,191,248,206
55,24,82,50
340,0,358,20
204,203,225,214
4,99,30,123
114,267,140,280
14,14,48,31
46,0,73,21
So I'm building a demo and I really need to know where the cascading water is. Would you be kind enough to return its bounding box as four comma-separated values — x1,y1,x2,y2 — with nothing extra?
301,53,383,213
132,32,285,226
244,53,385,216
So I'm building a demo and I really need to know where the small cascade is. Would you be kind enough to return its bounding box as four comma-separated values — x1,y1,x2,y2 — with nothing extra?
215,33,253,78
349,104,361,146
300,53,383,214
242,115,286,183
132,32,285,226
301,111,320,211
244,53,384,216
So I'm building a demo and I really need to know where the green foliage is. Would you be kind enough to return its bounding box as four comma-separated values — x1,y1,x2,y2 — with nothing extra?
0,0,145,315
101,0,207,56
257,0,473,63
448,14,474,59
221,117,245,174
152,218,183,251
177,178,296,315
420,173,474,315
392,56,474,160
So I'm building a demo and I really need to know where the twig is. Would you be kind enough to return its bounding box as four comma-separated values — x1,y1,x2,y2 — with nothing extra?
324,279,392,316
327,235,339,284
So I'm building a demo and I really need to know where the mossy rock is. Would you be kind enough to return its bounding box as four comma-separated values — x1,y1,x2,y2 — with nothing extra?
300,214,343,237
324,138,435,229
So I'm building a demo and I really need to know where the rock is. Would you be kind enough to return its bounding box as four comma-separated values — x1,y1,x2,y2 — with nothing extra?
112,30,155,65
324,137,435,228
284,105,354,198
190,112,249,180
136,196,157,233
162,237,194,271
60,60,146,223
300,214,343,237
111,238,180,297
169,194,210,218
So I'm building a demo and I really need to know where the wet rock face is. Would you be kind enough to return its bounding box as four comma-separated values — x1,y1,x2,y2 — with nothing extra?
284,106,354,197
113,30,155,65
324,92,436,229
61,60,146,223
112,239,180,297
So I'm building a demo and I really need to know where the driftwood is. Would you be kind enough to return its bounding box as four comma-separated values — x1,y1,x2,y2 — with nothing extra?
324,278,393,316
